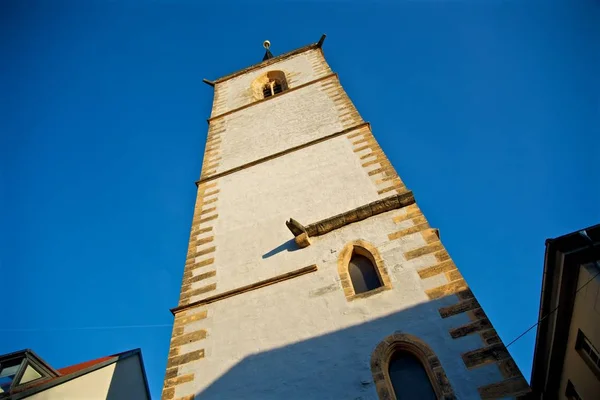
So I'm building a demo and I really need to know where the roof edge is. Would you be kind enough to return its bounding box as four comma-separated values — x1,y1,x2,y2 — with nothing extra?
212,34,326,85
11,349,144,400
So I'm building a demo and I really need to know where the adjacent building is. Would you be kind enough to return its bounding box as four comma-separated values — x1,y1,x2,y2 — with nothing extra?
530,223,600,399
0,348,150,399
163,36,531,399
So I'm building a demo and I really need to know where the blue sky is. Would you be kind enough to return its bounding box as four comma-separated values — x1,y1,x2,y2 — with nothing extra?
1,0,599,398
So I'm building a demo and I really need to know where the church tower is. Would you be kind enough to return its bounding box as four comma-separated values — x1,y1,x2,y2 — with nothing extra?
162,36,530,400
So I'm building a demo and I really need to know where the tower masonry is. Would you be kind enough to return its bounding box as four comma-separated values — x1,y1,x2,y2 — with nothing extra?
162,36,530,400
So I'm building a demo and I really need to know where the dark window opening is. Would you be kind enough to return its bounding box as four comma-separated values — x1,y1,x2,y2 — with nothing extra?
575,329,600,377
348,253,381,294
389,351,437,400
262,80,285,98
263,84,273,98
565,380,582,400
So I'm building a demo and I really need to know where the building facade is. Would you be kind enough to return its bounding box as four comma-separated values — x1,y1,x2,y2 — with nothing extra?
163,36,530,400
0,348,150,399
530,224,600,399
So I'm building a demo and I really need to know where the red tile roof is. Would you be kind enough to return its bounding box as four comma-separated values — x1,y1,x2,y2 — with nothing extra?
57,354,115,376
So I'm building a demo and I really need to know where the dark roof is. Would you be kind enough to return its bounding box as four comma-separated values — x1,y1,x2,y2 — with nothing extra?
262,49,274,61
530,223,600,396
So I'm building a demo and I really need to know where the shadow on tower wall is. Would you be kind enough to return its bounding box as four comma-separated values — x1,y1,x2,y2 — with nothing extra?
193,295,526,400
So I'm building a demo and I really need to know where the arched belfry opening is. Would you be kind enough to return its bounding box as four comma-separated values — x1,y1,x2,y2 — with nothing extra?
337,240,392,300
251,70,288,100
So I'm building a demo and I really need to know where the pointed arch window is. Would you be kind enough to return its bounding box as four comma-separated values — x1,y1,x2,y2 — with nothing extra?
388,351,436,399
371,333,455,399
337,240,391,301
348,253,382,294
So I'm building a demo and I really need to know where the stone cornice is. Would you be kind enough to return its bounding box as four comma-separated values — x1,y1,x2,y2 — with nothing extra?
171,265,318,315
195,122,370,186
286,191,415,246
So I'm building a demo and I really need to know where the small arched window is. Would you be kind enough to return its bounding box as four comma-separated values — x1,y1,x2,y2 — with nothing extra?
388,351,436,399
348,253,382,294
337,240,392,301
252,71,288,100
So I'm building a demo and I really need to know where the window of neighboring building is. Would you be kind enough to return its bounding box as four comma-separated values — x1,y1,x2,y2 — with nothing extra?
576,329,600,378
348,253,382,294
565,380,582,400
388,351,437,400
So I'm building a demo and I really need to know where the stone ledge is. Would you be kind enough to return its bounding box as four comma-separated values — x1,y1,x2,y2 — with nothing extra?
286,191,415,241
171,265,318,315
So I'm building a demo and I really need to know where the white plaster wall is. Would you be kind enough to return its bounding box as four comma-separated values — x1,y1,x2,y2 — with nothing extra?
179,210,504,399
27,356,148,400
190,135,379,298
215,82,345,174
214,49,329,115
559,262,600,399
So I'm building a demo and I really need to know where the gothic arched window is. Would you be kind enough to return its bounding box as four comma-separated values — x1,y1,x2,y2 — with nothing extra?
348,253,382,294
371,334,455,399
388,351,437,399
337,240,392,301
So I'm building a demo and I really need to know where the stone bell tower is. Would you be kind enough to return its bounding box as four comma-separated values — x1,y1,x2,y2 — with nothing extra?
162,36,530,400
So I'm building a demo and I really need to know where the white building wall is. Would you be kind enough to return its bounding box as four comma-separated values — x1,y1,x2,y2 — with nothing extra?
27,355,148,400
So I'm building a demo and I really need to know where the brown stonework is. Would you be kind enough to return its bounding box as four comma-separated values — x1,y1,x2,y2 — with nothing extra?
164,373,194,388
164,368,178,380
162,387,175,400
456,288,474,300
425,279,469,300
187,258,214,271
498,359,522,379
199,207,216,216
181,270,216,286
445,269,463,282
462,343,510,369
478,376,531,399
174,396,196,400
418,260,456,279
180,283,217,301
189,246,215,259
166,349,205,368
438,298,480,318
480,329,502,346
434,250,451,262
196,236,214,246
405,242,444,260
449,318,492,338
388,222,430,240
174,310,208,325
171,330,207,347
